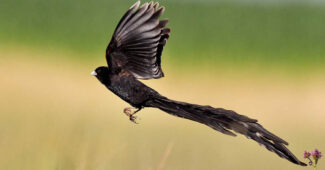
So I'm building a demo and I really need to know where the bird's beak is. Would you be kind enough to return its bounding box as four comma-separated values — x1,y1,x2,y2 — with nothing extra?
91,70,97,76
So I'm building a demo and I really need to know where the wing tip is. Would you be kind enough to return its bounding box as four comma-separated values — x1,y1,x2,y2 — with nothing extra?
159,6,165,13
140,2,149,9
153,2,159,9
130,1,141,9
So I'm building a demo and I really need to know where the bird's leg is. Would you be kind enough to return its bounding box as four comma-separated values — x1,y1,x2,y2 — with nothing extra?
123,107,142,124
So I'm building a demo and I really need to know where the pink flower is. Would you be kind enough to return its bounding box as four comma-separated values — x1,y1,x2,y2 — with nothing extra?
311,149,322,159
303,148,322,167
304,151,311,158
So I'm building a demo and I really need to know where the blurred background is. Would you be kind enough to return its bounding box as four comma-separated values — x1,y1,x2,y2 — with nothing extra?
1,0,324,169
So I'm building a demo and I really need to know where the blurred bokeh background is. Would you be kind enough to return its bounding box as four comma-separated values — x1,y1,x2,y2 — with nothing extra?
1,0,324,169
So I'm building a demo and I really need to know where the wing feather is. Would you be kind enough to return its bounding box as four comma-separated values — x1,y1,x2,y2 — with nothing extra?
114,1,140,36
116,3,150,41
106,1,169,79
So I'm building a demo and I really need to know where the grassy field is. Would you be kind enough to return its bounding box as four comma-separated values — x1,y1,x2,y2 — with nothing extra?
0,48,324,170
1,0,325,67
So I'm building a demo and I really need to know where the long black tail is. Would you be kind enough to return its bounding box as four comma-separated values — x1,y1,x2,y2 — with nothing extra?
144,95,306,166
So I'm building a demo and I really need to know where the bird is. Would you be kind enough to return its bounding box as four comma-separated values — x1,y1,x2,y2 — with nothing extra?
91,1,306,166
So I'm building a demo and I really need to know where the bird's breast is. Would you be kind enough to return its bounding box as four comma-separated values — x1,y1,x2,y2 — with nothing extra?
106,75,153,107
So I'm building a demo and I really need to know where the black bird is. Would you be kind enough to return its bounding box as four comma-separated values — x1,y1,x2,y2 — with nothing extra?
92,1,306,166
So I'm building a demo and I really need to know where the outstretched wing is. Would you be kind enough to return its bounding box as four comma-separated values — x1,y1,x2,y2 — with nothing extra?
106,1,170,79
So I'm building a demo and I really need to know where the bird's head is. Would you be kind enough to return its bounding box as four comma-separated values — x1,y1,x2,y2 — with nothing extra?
91,66,110,84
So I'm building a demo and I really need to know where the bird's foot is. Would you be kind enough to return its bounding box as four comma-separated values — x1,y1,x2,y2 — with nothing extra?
129,114,139,124
123,107,141,124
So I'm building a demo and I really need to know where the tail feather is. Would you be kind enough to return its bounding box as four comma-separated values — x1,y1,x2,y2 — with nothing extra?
145,96,307,166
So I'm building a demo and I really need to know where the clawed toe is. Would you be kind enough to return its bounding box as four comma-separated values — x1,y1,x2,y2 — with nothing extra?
123,107,142,124
129,115,139,124
123,107,132,116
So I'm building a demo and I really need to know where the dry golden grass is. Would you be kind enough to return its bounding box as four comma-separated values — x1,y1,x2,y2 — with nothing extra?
0,48,324,170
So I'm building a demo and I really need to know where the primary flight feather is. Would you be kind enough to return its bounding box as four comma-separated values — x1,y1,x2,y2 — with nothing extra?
92,1,306,166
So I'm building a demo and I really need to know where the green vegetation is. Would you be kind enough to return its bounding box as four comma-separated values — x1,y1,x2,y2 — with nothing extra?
1,0,325,69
